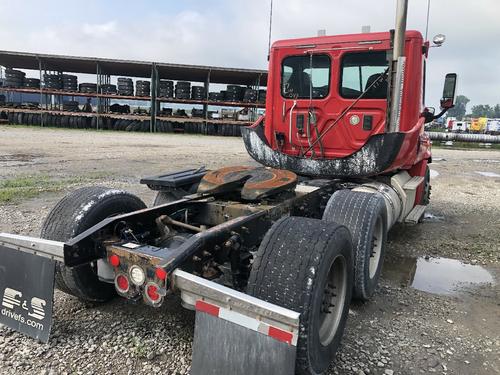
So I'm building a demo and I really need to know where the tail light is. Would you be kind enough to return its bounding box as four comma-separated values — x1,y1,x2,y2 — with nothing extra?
115,274,130,293
144,282,165,305
155,267,167,281
109,254,120,267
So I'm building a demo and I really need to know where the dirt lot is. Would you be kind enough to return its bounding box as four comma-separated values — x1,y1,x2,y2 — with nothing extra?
0,125,499,375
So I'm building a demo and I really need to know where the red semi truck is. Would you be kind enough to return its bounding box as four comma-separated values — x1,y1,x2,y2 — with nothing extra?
0,1,456,374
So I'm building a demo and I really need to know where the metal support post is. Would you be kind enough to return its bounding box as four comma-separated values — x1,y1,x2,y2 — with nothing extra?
150,63,158,133
96,62,101,130
37,58,43,127
203,70,211,125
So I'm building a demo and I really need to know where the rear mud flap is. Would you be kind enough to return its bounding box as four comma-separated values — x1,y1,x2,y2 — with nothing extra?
174,270,299,375
192,309,296,375
0,243,56,343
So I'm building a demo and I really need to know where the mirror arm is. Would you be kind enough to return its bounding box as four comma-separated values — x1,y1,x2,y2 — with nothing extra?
433,107,451,120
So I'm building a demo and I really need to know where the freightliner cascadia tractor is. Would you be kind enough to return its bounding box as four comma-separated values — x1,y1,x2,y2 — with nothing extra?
0,1,457,373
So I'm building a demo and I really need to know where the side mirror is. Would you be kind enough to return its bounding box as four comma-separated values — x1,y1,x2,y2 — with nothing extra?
440,73,457,109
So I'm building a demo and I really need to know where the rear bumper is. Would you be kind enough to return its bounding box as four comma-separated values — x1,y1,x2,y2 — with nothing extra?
0,232,65,262
0,233,300,345
241,122,405,178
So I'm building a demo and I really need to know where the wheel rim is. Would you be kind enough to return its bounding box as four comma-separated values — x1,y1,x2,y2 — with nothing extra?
369,216,384,279
318,255,347,347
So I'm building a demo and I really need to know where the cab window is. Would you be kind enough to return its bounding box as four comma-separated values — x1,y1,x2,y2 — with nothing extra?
340,51,388,99
281,54,330,99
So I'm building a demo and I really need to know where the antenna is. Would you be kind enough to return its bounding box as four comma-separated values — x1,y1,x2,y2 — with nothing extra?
425,0,431,40
267,0,274,59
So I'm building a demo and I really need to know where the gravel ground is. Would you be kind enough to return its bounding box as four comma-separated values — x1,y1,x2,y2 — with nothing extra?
0,126,499,375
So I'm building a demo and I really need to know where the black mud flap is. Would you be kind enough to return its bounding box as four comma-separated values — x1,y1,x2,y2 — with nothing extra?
0,245,55,343
192,311,296,375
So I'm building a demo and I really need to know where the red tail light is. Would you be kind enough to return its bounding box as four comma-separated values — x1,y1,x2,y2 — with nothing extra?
147,284,160,301
115,274,129,293
155,267,167,280
109,254,120,267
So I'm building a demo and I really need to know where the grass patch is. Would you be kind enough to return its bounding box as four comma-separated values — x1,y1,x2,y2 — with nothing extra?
0,174,106,204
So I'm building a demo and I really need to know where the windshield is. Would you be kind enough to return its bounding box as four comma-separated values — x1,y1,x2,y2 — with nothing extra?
281,54,330,99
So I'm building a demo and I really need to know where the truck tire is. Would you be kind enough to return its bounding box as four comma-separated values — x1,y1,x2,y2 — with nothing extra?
40,186,147,302
247,217,353,375
322,190,387,301
421,165,431,205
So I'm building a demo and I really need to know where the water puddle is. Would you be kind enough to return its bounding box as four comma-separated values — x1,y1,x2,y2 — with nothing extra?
0,153,39,167
422,212,444,222
475,171,500,178
429,169,439,178
473,159,500,164
383,256,494,295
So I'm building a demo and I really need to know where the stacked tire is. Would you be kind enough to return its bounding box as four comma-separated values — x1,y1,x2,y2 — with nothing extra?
79,83,97,94
6,110,245,137
4,69,25,88
158,80,174,98
208,92,224,102
155,119,174,133
243,88,258,102
258,89,267,104
159,107,172,116
62,74,78,91
63,101,79,112
100,84,117,94
24,78,40,89
175,81,191,99
110,103,130,114
135,80,150,97
225,85,244,102
191,108,204,118
191,86,206,100
44,74,62,90
117,78,134,96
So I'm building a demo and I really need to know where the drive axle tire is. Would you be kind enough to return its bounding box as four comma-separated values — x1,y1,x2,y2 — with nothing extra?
322,190,387,301
40,186,146,302
247,216,353,375
421,165,431,205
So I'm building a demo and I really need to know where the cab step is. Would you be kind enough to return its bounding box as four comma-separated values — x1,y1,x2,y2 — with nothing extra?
404,205,426,224
403,176,424,191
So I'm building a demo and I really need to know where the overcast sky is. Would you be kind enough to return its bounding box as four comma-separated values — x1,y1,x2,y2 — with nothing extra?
0,0,498,109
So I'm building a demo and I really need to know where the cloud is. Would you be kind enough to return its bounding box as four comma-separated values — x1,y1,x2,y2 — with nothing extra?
82,21,118,38
0,0,498,109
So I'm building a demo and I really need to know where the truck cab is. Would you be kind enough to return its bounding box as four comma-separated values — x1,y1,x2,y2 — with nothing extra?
242,31,440,179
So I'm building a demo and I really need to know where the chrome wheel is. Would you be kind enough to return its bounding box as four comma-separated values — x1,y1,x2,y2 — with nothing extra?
319,255,348,346
369,216,384,279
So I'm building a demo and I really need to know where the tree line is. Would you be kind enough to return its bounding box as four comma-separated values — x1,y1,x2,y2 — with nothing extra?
447,95,500,120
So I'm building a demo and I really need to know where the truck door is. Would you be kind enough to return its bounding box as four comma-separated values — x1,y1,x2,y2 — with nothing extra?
276,53,331,157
